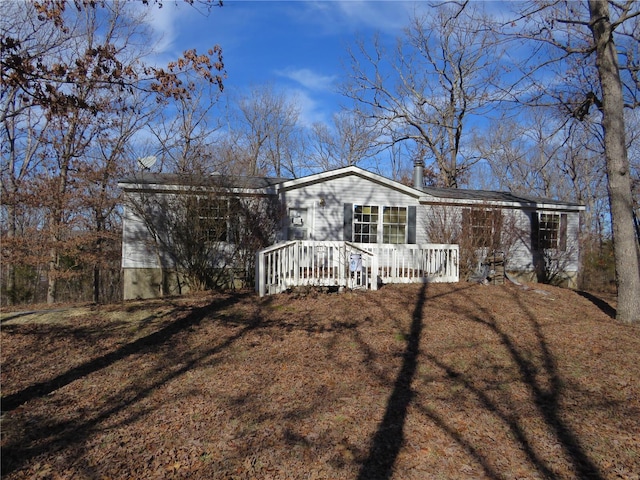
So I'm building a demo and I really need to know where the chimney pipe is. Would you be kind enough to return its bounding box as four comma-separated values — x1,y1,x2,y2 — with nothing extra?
413,160,424,191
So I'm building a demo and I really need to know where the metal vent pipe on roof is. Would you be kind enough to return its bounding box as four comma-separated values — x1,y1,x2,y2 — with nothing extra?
413,160,424,191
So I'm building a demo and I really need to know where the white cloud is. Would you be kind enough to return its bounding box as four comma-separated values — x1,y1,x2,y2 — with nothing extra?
276,68,337,91
303,1,414,36
286,88,329,128
335,1,414,32
134,2,191,57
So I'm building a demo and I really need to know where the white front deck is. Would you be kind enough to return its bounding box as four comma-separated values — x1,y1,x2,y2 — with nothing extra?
255,241,459,296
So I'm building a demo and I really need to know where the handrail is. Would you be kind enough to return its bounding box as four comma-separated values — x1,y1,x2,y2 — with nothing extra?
256,241,458,296
344,241,376,256
258,240,298,255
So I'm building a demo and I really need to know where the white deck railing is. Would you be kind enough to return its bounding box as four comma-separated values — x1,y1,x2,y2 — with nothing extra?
256,241,458,297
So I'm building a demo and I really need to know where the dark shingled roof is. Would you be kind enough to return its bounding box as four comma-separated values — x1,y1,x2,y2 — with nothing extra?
118,171,582,208
421,186,583,208
118,173,289,190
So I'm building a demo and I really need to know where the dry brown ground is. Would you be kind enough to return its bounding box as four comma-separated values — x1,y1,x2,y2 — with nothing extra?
1,282,638,480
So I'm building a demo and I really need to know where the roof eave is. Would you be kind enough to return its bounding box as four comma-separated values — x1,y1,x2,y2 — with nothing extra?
418,196,585,210
118,181,279,196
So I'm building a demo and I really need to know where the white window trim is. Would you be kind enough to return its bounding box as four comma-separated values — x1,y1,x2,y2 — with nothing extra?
353,205,408,244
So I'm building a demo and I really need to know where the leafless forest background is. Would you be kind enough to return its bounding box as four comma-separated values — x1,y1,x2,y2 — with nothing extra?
2,1,637,309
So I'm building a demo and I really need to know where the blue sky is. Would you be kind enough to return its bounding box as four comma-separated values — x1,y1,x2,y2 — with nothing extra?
144,1,418,126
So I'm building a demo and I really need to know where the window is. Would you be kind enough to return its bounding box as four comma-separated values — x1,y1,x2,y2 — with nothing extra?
383,206,407,244
463,208,502,248
354,205,379,243
537,212,567,250
198,198,228,242
191,197,238,243
352,205,409,244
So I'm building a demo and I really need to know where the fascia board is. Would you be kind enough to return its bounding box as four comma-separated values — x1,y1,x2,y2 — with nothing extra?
419,196,586,211
118,182,278,196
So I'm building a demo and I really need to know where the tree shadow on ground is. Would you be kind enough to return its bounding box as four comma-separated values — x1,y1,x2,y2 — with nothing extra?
355,283,503,479
356,283,606,480
356,282,426,480
2,295,237,412
1,285,624,479
423,286,603,479
576,290,616,319
502,292,604,479
1,293,262,475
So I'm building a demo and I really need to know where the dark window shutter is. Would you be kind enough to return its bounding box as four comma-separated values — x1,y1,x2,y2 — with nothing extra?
531,211,540,251
407,206,417,244
462,208,471,244
493,209,503,247
559,213,568,251
344,203,353,241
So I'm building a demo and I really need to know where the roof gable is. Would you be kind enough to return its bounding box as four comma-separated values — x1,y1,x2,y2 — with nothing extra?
277,166,423,198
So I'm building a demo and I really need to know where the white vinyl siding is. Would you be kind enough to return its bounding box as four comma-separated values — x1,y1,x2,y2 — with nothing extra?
280,174,423,242
121,204,162,269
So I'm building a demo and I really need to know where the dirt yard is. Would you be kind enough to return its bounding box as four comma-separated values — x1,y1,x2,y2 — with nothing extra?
1,282,638,479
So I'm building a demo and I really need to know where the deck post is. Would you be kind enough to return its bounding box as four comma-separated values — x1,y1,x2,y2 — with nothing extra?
256,250,265,297
339,243,346,286
370,254,378,291
294,241,300,285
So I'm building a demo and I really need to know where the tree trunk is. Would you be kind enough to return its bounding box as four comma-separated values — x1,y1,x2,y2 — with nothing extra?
93,218,104,304
6,203,16,305
589,0,640,323
47,247,58,305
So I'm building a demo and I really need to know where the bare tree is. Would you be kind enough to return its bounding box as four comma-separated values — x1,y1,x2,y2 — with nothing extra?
477,110,609,234
34,1,153,304
476,111,563,197
151,80,223,174
1,2,59,304
1,0,225,304
590,0,640,322
82,91,156,303
502,0,639,322
233,84,303,177
628,110,640,214
308,111,378,171
343,2,501,187
1,0,224,121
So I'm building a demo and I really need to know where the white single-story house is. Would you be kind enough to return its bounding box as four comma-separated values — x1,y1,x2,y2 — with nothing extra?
119,165,584,299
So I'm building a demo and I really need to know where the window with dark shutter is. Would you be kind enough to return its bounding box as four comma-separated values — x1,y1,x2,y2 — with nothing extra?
188,196,231,243
538,213,560,249
382,206,406,243
559,214,567,251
